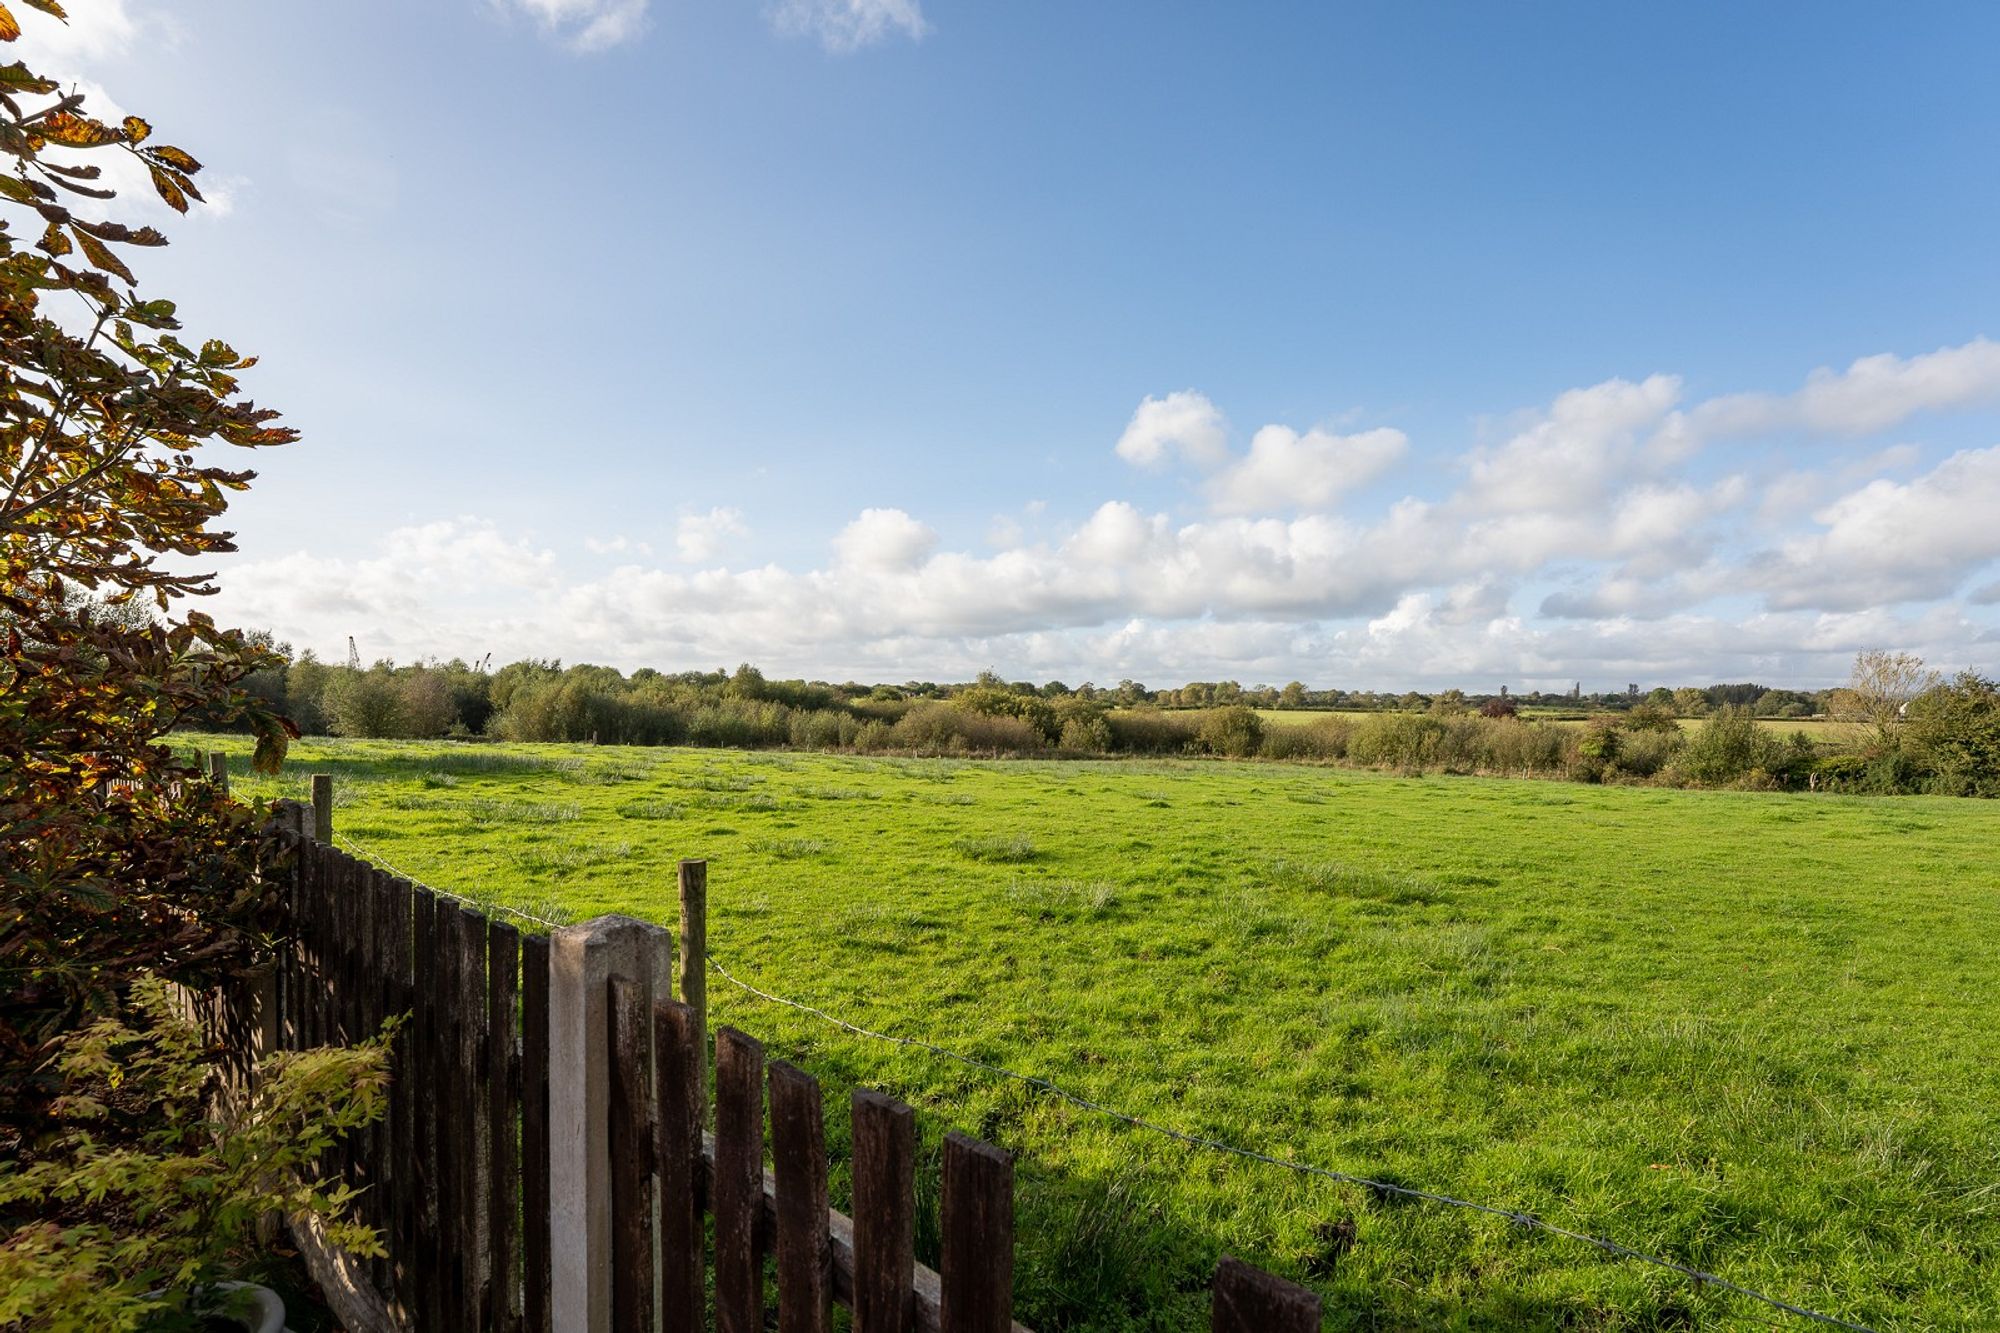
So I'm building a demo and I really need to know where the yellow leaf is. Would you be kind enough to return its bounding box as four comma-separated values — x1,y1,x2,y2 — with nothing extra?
148,145,202,174
38,218,68,255
39,110,121,148
121,114,150,144
0,4,18,41
147,164,187,213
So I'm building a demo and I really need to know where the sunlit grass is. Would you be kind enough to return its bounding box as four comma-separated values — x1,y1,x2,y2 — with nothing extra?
196,732,2000,1331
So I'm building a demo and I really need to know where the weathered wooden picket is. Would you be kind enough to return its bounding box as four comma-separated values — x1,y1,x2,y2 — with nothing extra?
247,779,1322,1332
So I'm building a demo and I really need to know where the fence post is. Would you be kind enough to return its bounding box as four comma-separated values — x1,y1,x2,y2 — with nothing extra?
676,859,707,1106
1210,1255,1320,1333
209,751,229,794
312,773,334,842
940,1133,1013,1333
548,915,675,1333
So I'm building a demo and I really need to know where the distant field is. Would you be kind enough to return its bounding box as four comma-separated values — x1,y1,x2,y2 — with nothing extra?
199,734,1998,1330
1246,708,1849,737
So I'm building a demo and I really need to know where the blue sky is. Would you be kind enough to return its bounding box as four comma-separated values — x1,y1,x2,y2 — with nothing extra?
31,1,2000,687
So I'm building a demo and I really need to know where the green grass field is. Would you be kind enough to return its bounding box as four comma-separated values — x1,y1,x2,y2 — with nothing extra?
197,734,2000,1331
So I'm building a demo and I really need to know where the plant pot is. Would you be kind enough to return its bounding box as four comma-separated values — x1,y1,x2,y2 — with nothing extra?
208,1282,289,1333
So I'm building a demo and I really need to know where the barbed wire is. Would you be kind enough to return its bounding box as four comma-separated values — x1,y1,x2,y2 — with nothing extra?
706,953,1877,1333
333,832,566,931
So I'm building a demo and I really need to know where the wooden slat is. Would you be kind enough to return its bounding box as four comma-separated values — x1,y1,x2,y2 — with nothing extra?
487,920,523,1333
852,1090,916,1333
940,1133,1014,1333
697,1137,1033,1333
771,1059,831,1333
714,1026,767,1333
385,877,416,1323
520,932,553,1333
654,999,703,1333
455,907,493,1329
1210,1255,1321,1333
433,893,463,1325
358,869,386,1295
606,976,655,1333
410,888,443,1333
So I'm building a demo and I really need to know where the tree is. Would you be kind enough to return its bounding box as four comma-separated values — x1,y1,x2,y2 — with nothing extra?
1670,687,1708,718
1904,672,2000,795
1832,650,1941,750
1,8,297,1121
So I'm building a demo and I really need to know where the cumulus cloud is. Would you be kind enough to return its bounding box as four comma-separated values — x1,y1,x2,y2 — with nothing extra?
1207,426,1407,514
675,508,747,562
208,343,2000,687
768,0,928,52
1749,445,2000,611
833,508,937,570
1691,338,2000,440
498,0,650,52
1114,391,1230,469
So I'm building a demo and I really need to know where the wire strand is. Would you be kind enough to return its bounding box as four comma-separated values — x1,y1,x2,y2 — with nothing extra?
334,832,566,930
706,952,1877,1333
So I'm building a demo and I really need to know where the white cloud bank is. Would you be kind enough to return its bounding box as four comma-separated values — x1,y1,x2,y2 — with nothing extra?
212,341,2000,686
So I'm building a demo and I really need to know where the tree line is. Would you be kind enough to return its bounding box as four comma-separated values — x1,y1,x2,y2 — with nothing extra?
201,645,1999,796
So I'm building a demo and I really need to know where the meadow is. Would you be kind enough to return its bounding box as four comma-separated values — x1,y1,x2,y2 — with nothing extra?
197,733,2000,1331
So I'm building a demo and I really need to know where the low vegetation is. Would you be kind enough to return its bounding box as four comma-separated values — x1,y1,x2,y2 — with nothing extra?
209,652,2000,798
199,732,2000,1329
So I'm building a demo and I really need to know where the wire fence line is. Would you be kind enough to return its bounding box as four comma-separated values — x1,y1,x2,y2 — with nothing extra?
705,953,1878,1333
332,832,566,931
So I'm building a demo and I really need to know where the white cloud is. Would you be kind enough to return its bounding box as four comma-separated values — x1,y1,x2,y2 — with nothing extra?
1750,446,2000,611
674,508,747,562
833,508,937,570
498,0,650,52
1114,390,1230,469
1691,338,2000,440
769,0,928,51
586,534,655,558
207,342,2000,687
1207,425,1406,514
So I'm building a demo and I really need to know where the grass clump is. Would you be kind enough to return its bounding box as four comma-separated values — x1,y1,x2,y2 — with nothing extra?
952,833,1037,863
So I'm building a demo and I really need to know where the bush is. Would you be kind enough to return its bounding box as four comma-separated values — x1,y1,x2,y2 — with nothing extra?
1105,709,1201,755
1059,714,1114,753
1674,708,1784,786
1612,727,1682,778
1348,713,1446,771
1196,706,1266,758
0,978,388,1330
1905,672,2000,796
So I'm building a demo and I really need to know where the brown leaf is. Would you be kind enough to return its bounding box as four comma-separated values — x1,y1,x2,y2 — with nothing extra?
20,0,65,16
147,145,202,174
120,115,150,144
147,164,188,213
70,225,134,283
37,218,68,256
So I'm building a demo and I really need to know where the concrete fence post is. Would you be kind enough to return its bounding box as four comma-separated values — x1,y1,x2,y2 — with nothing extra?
548,914,675,1333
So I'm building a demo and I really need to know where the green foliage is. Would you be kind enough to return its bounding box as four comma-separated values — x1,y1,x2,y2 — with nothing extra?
1904,672,2000,796
1195,705,1264,758
0,978,388,1331
0,3,296,1121
1673,707,1787,786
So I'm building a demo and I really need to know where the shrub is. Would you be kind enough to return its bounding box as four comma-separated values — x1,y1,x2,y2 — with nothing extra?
1348,713,1446,771
1196,706,1266,758
1059,715,1114,753
1475,719,1569,774
1905,672,2000,796
1612,728,1682,778
1105,709,1201,755
0,979,388,1330
1674,708,1784,786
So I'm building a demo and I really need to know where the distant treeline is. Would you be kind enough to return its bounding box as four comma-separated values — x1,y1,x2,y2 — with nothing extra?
201,645,1999,796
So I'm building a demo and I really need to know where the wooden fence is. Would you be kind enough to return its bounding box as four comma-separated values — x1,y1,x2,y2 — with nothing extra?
244,781,1322,1333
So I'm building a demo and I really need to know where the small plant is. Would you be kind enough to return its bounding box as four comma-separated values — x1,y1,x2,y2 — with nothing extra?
0,978,390,1332
952,834,1038,863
